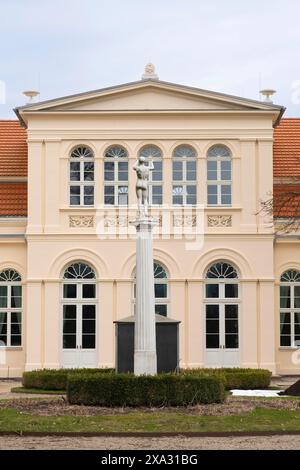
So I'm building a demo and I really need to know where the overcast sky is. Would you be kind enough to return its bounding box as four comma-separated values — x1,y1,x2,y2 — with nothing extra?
0,0,300,118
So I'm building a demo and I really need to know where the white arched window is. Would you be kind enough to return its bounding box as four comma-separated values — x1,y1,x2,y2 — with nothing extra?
133,262,169,316
0,269,22,347
104,146,128,205
62,262,97,353
172,145,197,205
69,146,94,206
207,145,232,206
138,146,163,205
280,269,300,347
204,262,239,352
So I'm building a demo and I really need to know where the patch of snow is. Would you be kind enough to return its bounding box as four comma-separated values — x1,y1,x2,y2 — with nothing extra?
230,389,286,397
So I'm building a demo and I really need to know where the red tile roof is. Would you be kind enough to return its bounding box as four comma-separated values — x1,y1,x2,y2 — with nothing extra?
274,118,300,177
0,120,27,177
273,184,300,218
0,183,27,216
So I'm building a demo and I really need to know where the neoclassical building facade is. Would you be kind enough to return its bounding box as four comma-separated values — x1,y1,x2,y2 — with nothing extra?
0,72,299,376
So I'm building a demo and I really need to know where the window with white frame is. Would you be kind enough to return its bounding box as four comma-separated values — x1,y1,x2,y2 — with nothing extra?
69,146,94,206
280,269,300,347
204,262,239,349
104,146,128,206
207,145,232,206
62,262,96,350
138,146,163,205
0,269,22,347
172,145,197,205
133,262,169,316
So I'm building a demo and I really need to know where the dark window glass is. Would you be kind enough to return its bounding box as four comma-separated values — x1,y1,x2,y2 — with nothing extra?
82,284,96,299
225,304,238,319
82,305,96,319
155,304,167,316
0,286,7,308
10,335,21,346
63,284,77,299
280,286,291,308
205,284,219,298
82,320,95,334
280,335,291,347
63,305,76,319
225,334,238,348
63,335,76,349
82,335,95,349
206,335,219,349
225,284,238,298
154,284,167,298
206,304,219,319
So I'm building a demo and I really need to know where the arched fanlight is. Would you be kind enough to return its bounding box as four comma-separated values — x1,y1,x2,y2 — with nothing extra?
280,270,300,282
133,262,168,279
104,146,128,159
173,145,196,159
139,146,162,159
63,263,96,279
207,145,231,158
70,146,94,159
206,262,238,279
154,262,168,279
0,269,21,282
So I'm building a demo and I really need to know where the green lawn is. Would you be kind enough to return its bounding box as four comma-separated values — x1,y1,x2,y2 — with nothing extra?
1,407,300,433
11,387,65,395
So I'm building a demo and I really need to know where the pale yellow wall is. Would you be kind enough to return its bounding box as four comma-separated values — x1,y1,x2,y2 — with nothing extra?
0,237,26,377
2,84,292,376
274,240,300,374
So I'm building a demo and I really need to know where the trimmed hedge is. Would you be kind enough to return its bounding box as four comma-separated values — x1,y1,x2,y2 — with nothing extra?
180,368,272,390
22,367,272,393
67,373,226,406
22,368,114,391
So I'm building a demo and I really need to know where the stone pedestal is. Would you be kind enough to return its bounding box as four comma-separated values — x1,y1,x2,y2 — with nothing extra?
131,218,157,375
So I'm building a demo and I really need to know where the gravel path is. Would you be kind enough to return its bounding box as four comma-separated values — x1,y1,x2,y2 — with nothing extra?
0,434,300,450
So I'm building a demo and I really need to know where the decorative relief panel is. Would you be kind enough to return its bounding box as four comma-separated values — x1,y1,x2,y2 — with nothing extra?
69,216,94,228
173,215,197,227
104,216,129,227
207,215,232,227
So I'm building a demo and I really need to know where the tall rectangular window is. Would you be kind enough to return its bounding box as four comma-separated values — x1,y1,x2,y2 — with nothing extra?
69,146,94,206
104,146,128,206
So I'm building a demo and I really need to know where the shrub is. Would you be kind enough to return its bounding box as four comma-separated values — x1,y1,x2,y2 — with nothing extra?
22,368,114,391
67,373,225,406
180,368,272,390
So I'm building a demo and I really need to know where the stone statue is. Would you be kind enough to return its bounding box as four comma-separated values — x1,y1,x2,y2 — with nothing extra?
133,156,154,218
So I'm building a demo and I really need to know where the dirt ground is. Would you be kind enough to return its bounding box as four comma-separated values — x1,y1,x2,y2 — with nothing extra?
0,395,299,416
0,377,300,450
0,434,300,450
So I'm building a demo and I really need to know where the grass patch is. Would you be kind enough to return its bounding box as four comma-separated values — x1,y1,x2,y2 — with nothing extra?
10,387,65,395
1,407,300,433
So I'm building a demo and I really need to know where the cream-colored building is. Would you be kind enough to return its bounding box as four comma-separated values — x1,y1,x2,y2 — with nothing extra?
0,69,299,377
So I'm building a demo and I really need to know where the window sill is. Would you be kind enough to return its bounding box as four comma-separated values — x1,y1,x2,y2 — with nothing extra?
206,206,241,211
0,347,23,351
278,347,300,351
60,207,96,212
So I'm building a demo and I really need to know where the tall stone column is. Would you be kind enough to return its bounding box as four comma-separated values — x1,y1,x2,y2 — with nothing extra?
132,218,157,375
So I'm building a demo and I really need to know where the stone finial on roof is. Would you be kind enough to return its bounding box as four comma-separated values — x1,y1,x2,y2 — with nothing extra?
142,63,159,81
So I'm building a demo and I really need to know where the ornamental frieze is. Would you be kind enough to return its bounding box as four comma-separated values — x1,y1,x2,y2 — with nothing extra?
207,215,232,227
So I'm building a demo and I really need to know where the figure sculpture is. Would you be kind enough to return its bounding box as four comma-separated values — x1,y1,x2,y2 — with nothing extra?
133,156,154,218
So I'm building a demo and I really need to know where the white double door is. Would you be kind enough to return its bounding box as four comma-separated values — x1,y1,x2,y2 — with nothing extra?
205,303,240,367
61,302,97,368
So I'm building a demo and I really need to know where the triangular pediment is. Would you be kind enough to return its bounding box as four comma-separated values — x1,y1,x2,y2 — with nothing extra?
15,79,284,125
40,87,255,112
